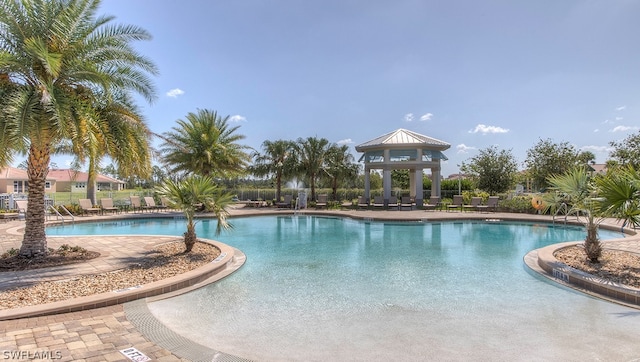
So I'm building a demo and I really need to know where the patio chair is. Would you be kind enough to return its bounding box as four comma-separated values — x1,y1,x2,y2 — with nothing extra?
315,194,328,209
477,196,499,213
15,200,27,214
160,197,174,211
372,196,385,209
447,195,463,212
357,196,369,209
388,196,399,210
423,196,441,211
276,194,293,208
129,196,143,213
400,196,413,210
144,196,164,212
78,198,101,216
463,197,482,212
100,198,119,215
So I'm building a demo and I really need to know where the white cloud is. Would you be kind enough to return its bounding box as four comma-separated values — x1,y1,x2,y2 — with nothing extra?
337,138,353,145
593,129,599,133
609,125,639,132
602,119,611,124
616,105,626,111
419,113,433,121
468,124,509,134
581,145,612,153
404,113,414,122
615,117,623,121
229,115,247,123
166,88,185,98
456,144,476,154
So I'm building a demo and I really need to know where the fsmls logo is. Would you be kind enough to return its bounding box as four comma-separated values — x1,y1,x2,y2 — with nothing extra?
2,350,63,360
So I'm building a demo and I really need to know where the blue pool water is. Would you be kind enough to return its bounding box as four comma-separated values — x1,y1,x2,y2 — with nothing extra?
48,216,640,361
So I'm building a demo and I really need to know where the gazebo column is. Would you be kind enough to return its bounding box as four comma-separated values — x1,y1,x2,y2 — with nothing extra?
409,170,416,199
383,169,391,205
432,166,441,197
364,167,371,203
414,168,423,207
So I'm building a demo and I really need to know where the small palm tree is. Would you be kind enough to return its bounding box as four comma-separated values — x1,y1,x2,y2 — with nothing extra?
546,167,603,262
155,175,234,252
323,144,359,201
596,166,640,230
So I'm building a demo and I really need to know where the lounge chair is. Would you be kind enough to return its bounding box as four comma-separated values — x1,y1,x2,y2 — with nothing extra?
100,198,119,214
388,196,399,210
276,194,293,208
357,196,369,209
477,196,499,213
129,196,143,213
316,194,328,209
78,198,101,216
15,200,27,214
463,197,482,212
447,195,463,212
400,196,413,210
423,196,441,211
372,196,385,209
144,196,164,212
160,197,174,210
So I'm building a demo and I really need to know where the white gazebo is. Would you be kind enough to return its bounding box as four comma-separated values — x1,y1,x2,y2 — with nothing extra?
355,128,450,207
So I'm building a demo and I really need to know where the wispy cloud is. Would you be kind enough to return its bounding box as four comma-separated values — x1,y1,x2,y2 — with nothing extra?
456,144,476,154
166,88,185,98
468,124,509,134
593,129,599,133
616,105,626,111
609,125,639,132
615,116,623,121
229,115,247,123
337,138,353,145
420,113,433,121
581,145,612,153
403,113,414,122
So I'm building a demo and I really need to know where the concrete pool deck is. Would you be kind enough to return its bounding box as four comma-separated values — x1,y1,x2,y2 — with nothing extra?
0,206,638,361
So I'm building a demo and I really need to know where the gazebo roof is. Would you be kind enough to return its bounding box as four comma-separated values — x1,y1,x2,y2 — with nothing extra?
355,128,450,151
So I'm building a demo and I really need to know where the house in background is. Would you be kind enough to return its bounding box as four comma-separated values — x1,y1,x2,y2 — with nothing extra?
47,169,125,192
0,167,57,193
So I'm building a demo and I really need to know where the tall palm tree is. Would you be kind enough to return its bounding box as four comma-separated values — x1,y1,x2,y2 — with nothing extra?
249,139,297,202
323,144,359,200
596,166,640,230
155,175,234,252
546,167,603,262
158,109,251,178
0,0,157,257
294,137,330,201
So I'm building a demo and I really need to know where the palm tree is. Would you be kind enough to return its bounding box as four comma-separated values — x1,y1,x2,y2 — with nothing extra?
294,137,330,201
0,0,157,257
62,93,153,205
546,167,603,262
155,175,234,252
323,144,359,201
158,109,251,178
596,166,640,230
249,140,297,202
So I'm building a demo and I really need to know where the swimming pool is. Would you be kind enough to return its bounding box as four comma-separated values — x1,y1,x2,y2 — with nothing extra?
48,216,640,360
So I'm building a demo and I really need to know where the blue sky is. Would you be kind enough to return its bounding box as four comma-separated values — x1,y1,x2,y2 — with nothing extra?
56,0,640,177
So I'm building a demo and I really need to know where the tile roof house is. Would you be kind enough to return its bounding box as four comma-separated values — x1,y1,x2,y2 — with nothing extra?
0,167,56,193
47,169,125,192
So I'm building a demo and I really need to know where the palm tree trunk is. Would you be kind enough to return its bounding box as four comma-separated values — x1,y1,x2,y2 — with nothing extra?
183,221,197,252
275,170,282,202
86,155,98,205
20,144,50,257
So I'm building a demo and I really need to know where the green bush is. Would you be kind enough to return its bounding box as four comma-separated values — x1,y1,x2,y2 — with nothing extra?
498,195,535,213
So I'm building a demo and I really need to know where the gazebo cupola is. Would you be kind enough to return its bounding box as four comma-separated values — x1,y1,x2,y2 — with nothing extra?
355,128,450,207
